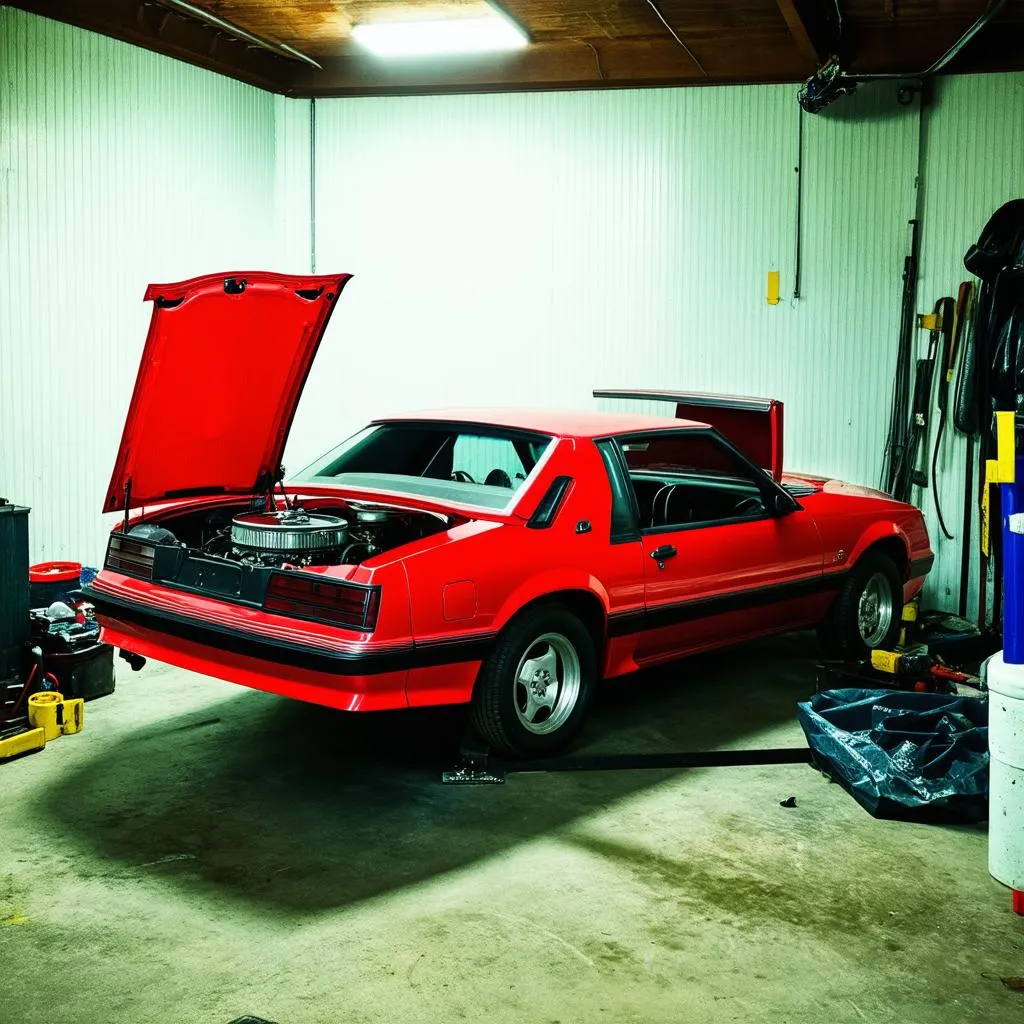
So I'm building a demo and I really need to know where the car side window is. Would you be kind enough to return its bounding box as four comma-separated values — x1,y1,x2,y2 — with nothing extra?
613,432,769,531
450,434,527,489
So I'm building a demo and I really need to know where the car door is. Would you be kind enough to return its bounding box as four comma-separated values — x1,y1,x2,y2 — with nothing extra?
607,429,825,663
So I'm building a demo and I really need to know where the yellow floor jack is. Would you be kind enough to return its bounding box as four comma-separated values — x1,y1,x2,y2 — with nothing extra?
864,601,983,693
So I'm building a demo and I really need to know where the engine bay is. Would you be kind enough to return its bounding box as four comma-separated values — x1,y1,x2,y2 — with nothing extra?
127,497,454,569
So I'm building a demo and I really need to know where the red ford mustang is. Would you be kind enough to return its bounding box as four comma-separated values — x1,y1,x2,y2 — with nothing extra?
85,272,933,756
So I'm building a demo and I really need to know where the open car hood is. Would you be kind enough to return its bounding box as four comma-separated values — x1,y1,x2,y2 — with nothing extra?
593,389,784,481
103,272,351,513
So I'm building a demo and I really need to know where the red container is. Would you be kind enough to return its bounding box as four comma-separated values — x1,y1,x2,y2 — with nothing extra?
29,561,82,609
29,561,81,584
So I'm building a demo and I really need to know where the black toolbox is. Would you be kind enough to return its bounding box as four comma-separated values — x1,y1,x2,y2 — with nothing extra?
43,641,115,701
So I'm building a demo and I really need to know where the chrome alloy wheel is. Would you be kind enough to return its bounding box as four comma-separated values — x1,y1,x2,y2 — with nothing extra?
857,571,894,646
513,632,581,735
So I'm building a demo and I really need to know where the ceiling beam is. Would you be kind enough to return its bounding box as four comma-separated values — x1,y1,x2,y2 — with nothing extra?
774,0,831,68
284,36,811,97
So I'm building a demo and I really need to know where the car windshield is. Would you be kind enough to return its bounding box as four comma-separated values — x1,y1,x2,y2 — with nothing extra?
294,422,554,511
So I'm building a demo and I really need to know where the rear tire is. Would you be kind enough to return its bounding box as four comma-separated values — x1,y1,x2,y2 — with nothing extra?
818,552,903,660
470,604,595,758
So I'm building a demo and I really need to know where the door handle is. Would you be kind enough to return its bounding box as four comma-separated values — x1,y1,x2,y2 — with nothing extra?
650,544,677,568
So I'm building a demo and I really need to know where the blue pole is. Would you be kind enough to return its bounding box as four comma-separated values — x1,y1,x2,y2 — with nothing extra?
1003,456,1024,665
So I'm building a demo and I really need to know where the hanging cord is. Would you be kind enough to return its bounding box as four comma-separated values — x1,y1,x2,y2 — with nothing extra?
933,290,970,536
1,661,60,722
644,0,707,76
929,296,958,538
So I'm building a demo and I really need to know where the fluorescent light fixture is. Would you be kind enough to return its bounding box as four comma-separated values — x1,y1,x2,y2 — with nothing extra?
351,11,529,58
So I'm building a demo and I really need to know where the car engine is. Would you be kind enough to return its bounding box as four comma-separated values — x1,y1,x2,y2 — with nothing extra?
151,499,450,568
230,509,349,566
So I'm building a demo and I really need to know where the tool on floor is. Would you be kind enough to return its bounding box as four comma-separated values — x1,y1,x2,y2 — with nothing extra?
818,595,992,697
869,648,980,691
913,609,996,668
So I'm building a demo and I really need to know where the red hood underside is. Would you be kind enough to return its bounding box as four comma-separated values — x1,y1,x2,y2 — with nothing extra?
103,271,351,513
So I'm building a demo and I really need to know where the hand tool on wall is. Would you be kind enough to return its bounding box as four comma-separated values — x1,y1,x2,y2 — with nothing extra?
881,220,920,499
951,282,977,615
892,301,941,503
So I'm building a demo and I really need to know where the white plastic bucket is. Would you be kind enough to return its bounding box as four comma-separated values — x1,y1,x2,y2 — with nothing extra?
988,651,1024,890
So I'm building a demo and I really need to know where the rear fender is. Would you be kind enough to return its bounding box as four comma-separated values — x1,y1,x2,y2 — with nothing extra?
492,571,611,636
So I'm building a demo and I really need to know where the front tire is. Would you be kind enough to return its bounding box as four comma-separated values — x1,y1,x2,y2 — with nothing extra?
818,552,903,660
470,605,595,758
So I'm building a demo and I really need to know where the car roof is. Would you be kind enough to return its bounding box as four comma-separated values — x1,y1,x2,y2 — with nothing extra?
374,407,710,439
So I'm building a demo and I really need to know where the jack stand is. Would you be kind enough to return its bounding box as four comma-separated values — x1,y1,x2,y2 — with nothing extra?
441,728,507,785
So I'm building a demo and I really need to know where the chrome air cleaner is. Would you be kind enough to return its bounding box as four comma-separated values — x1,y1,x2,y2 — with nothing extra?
230,509,348,555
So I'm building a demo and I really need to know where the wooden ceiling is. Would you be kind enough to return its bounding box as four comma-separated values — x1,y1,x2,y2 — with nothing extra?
12,0,1024,97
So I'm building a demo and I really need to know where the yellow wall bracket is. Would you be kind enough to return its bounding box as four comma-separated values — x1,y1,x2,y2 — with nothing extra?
766,271,780,306
981,410,1017,556
990,410,1017,484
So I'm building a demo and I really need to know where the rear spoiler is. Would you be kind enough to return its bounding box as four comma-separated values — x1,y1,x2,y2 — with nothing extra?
593,389,784,482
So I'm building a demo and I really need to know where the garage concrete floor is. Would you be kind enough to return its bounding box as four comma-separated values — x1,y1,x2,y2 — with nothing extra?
1,634,1020,1024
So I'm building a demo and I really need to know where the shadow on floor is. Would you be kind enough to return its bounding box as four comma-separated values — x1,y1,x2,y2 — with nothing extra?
38,633,820,913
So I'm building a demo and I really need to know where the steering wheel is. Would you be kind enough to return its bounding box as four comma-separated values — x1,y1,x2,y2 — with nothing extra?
451,470,476,483
733,495,765,516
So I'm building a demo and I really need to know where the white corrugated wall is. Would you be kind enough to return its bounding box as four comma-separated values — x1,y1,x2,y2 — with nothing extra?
2,4,1021,614
0,9,277,565
293,84,921,494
